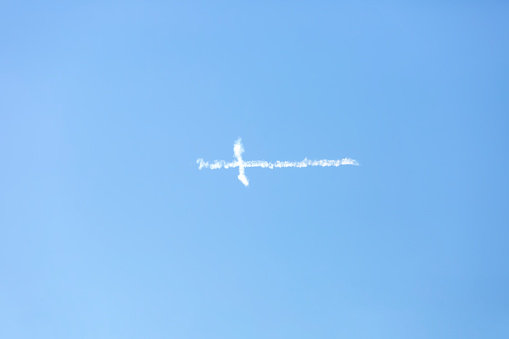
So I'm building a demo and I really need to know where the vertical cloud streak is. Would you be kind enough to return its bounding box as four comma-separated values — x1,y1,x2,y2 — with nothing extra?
234,138,249,186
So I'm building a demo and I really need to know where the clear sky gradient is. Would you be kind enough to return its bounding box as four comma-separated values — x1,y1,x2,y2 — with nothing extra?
1,1,508,338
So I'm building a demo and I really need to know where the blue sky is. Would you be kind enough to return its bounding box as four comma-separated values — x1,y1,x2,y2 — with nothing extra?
1,1,508,338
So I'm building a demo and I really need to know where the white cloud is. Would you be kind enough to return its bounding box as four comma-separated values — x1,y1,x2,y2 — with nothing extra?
197,139,358,186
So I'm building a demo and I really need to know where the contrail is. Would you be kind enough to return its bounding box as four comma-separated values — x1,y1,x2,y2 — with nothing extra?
197,138,359,186
234,138,249,186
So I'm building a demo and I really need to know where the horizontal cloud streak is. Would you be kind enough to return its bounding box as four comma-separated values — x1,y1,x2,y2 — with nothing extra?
196,158,359,170
197,139,358,186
